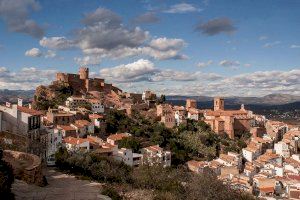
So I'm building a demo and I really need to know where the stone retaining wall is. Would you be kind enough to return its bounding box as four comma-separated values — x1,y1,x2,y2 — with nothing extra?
3,150,44,186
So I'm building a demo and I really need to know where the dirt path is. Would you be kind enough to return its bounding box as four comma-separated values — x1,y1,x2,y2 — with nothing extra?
11,168,111,200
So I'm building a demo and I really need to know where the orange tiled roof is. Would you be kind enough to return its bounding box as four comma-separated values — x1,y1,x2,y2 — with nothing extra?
107,133,130,141
89,114,104,119
187,160,208,168
259,187,274,193
63,137,88,145
267,120,287,126
75,120,92,127
57,125,76,131
144,145,163,152
285,158,300,168
17,106,43,116
88,98,101,104
102,142,116,149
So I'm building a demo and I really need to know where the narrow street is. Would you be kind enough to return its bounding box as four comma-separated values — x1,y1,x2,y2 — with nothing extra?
11,168,111,200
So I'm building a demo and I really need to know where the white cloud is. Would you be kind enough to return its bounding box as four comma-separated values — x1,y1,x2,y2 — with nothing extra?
244,63,251,67
0,67,57,90
25,48,58,59
39,8,187,62
25,48,42,57
45,50,56,58
100,59,158,82
290,44,300,48
80,37,187,61
197,60,213,68
219,60,240,69
151,70,198,82
39,37,75,50
263,41,281,48
259,36,268,40
99,59,219,83
149,37,186,51
164,3,200,13
74,55,101,66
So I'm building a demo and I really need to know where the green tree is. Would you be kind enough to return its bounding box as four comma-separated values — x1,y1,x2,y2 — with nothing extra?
118,137,141,153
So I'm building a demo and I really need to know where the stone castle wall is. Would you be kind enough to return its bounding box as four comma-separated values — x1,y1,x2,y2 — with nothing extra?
55,68,122,94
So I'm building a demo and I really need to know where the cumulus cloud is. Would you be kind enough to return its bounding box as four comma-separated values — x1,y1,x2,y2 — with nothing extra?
149,37,186,51
197,60,213,68
100,59,158,82
39,7,187,63
164,3,200,13
78,36,187,61
263,41,281,48
99,59,217,83
25,48,42,57
219,60,240,69
74,55,101,66
45,50,56,58
133,69,300,96
132,12,160,24
0,67,57,90
39,37,75,50
78,8,149,51
0,0,44,38
25,48,57,59
195,17,236,36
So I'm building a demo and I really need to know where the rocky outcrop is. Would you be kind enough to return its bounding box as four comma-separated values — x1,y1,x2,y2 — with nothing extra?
3,150,45,186
32,82,73,110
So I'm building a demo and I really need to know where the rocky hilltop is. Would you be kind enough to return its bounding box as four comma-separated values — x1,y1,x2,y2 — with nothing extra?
32,67,122,110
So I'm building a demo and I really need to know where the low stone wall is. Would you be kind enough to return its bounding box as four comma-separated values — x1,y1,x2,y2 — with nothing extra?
3,150,44,186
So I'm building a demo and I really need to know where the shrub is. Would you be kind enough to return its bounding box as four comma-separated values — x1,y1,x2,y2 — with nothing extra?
0,149,15,199
101,186,122,200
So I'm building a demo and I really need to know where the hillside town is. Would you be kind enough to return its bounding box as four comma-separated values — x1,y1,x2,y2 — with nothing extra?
0,67,299,199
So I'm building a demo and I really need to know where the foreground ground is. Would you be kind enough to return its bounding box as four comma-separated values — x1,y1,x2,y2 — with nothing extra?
11,168,111,200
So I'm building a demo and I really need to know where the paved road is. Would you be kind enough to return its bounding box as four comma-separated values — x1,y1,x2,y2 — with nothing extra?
12,168,111,200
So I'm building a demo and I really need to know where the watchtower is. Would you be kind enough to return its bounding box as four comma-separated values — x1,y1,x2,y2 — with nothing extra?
79,67,89,80
214,97,224,111
186,99,197,109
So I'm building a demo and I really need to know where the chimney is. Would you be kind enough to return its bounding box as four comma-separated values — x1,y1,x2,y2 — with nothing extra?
17,98,23,107
240,104,245,110
5,102,11,108
28,104,32,109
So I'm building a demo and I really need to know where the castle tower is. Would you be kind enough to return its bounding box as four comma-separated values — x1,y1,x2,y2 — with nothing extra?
214,97,224,111
79,67,89,80
186,99,197,110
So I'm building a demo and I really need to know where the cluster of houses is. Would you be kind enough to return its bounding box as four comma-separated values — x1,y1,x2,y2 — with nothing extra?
187,117,300,199
0,94,171,167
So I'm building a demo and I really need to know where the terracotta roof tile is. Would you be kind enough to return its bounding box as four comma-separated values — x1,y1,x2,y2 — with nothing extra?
17,106,43,116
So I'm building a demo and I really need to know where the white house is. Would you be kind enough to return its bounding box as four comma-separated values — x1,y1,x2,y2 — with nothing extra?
63,136,90,151
88,99,104,113
141,145,171,167
242,143,261,162
46,127,62,165
275,141,290,158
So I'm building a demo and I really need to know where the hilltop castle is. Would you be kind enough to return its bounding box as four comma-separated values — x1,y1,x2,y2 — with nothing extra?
54,67,122,94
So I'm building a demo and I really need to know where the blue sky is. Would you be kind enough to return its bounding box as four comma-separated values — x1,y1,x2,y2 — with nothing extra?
0,0,299,96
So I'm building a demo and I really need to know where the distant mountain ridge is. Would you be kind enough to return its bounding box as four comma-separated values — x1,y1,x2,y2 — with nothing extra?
167,93,300,106
0,90,299,106
0,89,35,103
